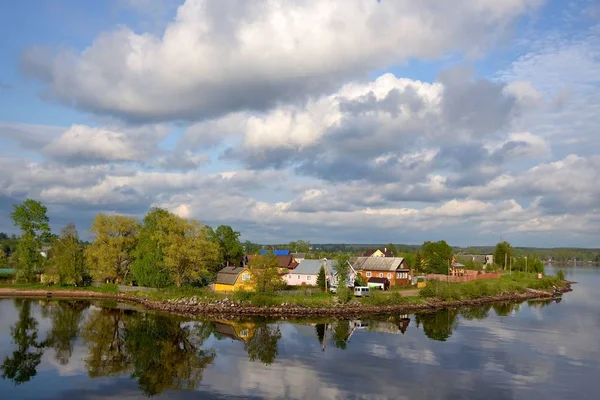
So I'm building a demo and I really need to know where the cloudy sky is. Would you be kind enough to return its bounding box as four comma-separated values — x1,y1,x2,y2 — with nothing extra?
0,0,599,246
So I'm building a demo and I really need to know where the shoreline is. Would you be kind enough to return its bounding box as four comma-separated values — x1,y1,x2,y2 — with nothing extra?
0,283,572,318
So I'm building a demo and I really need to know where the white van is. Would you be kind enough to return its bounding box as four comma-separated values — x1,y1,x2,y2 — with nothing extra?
354,286,371,297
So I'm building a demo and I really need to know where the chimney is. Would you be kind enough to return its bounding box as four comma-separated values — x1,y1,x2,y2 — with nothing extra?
384,247,387,253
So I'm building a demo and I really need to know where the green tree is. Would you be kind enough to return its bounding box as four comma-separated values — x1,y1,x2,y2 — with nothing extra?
50,223,86,285
11,199,51,282
0,249,7,268
211,225,244,269
354,273,366,286
243,241,262,255
414,251,422,272
333,254,352,302
244,325,281,365
85,214,140,283
331,320,351,350
131,208,173,288
159,217,220,287
421,241,453,274
494,241,512,269
316,265,326,292
1,300,48,384
247,252,284,293
386,243,399,256
47,301,89,365
295,240,311,253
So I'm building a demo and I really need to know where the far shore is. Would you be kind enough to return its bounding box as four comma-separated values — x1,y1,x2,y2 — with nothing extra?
0,283,572,318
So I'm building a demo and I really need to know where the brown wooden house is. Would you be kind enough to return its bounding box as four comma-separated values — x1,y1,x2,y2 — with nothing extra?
352,257,412,286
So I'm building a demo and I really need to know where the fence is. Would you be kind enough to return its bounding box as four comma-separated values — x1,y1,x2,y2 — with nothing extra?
426,272,501,283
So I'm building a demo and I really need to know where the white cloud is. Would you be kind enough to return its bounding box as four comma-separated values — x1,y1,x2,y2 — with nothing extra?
22,0,542,121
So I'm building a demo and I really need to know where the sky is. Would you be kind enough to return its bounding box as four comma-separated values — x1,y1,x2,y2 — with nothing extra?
0,0,599,247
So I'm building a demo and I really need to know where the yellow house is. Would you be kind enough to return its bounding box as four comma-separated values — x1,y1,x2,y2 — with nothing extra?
214,320,257,342
214,266,255,292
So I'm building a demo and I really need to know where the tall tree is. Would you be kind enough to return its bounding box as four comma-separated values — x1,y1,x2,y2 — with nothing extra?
159,217,220,287
11,199,51,282
1,300,48,384
247,252,284,293
244,325,281,365
421,241,453,274
243,241,262,255
50,224,86,285
0,249,7,269
85,214,140,283
131,208,173,288
494,241,512,270
333,254,352,302
316,265,326,292
295,240,311,253
385,243,399,256
211,225,244,269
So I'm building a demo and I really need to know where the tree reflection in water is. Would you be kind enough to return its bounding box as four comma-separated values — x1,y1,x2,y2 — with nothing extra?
415,309,459,342
244,324,281,365
1,299,48,385
47,300,90,365
81,308,216,396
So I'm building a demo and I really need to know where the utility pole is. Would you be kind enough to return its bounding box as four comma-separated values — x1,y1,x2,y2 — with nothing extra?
505,253,508,271
510,257,512,275
323,258,328,293
525,256,528,274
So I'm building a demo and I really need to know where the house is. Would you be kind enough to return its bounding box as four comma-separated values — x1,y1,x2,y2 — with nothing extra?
259,249,290,256
247,254,298,275
283,259,323,286
327,259,357,287
352,257,412,287
362,247,395,257
292,252,306,262
214,265,255,292
450,262,465,276
367,277,390,290
456,254,494,268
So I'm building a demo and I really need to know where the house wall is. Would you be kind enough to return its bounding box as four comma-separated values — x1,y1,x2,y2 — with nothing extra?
327,270,357,287
359,269,411,286
284,273,318,286
215,270,255,292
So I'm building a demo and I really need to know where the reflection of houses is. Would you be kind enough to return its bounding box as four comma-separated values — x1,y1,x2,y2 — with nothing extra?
215,265,255,292
361,248,395,257
214,320,257,342
352,257,412,287
351,316,411,335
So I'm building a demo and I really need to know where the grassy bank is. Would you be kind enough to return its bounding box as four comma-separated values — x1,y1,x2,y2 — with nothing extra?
419,273,564,302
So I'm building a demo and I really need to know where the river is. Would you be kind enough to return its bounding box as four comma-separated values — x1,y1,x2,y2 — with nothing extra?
0,266,597,399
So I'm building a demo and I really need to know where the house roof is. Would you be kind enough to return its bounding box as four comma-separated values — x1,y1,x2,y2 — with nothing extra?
247,254,294,269
351,257,408,271
292,252,306,259
292,259,323,275
259,249,290,256
452,262,465,268
456,254,490,264
216,266,247,285
214,322,244,341
363,248,395,257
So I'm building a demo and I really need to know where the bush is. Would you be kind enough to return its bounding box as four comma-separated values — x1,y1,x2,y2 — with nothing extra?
336,286,353,304
556,269,565,281
362,291,406,306
232,290,254,303
249,294,279,307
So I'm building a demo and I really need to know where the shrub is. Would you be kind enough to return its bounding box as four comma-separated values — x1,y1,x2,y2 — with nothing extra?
336,286,353,304
362,291,406,306
232,290,254,303
556,269,565,281
250,294,278,307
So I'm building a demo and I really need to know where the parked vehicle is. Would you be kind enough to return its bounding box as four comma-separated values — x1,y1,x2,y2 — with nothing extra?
354,286,371,297
329,285,338,293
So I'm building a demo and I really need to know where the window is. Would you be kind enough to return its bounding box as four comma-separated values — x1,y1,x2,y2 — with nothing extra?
387,273,392,279
396,273,400,279
366,272,371,278
297,275,300,279
379,273,383,278
307,276,311,281
242,273,250,281
240,329,249,337
287,275,291,279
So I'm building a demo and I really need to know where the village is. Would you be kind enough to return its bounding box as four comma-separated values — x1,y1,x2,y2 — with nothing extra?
214,247,499,294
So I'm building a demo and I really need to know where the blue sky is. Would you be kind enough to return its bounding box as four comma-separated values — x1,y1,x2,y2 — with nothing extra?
1,0,599,247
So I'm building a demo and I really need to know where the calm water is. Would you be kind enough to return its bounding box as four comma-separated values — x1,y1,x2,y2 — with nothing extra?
0,266,598,400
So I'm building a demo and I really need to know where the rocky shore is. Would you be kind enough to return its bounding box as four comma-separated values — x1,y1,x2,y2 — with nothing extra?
0,282,572,319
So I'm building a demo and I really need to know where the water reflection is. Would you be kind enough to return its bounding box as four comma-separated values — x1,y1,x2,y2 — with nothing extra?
1,300,48,385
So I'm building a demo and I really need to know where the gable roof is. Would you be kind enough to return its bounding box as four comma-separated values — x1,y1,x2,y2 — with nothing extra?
292,259,323,275
216,266,247,285
291,252,306,259
351,257,408,271
456,254,490,264
247,254,294,269
363,248,395,257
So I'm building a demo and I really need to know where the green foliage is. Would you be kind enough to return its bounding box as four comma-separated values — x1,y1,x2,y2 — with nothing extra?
415,309,458,341
421,241,453,274
333,253,350,284
209,225,244,270
248,252,285,293
557,269,565,280
0,248,7,269
288,240,311,253
131,209,173,288
244,325,281,365
494,241,513,269
414,251,422,272
385,243,399,256
512,255,545,273
354,273,366,287
336,286,353,304
361,291,406,306
243,241,262,255
50,224,86,286
85,214,140,283
316,266,326,292
11,200,51,283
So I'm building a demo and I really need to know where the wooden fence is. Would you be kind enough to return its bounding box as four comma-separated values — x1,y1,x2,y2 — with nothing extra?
426,272,501,283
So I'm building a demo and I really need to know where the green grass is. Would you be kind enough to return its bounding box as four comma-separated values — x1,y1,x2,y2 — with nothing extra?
419,272,564,301
360,291,407,306
0,282,120,294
